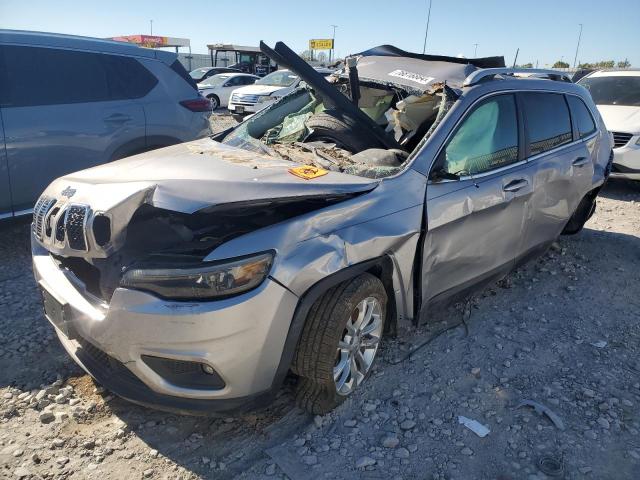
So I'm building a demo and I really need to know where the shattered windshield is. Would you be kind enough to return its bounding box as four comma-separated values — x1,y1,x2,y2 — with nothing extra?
256,71,299,87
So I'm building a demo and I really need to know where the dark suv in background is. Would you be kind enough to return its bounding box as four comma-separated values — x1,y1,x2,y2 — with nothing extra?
0,30,211,220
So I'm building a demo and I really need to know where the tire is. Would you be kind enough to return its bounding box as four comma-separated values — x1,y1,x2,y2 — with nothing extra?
292,273,387,414
304,110,381,153
207,95,220,110
562,193,597,235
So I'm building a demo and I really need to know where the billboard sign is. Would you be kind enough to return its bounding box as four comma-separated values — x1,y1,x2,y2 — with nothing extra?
309,39,334,50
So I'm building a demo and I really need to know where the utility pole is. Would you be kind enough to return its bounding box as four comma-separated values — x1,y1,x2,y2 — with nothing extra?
512,47,519,67
473,43,478,57
330,24,338,63
150,20,153,36
422,0,432,54
573,23,583,68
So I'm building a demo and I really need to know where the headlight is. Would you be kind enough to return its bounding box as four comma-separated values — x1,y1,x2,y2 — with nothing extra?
257,95,275,103
120,252,273,300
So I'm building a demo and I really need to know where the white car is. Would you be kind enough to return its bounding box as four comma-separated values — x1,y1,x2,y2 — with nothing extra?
197,73,259,110
579,69,640,181
228,68,333,120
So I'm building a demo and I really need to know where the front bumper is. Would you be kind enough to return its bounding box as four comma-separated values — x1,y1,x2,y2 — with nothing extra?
32,239,299,414
228,101,267,115
610,143,640,180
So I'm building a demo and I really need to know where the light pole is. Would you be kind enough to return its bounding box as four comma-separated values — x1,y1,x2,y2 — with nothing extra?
473,43,478,57
573,23,583,68
150,20,153,36
422,0,432,54
330,24,338,63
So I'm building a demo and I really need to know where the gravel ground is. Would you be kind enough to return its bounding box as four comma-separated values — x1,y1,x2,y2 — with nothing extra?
1,173,639,480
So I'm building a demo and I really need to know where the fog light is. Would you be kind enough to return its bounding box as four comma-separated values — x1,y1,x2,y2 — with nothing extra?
202,364,215,375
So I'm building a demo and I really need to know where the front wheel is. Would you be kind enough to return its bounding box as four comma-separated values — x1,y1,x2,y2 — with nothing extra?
207,95,220,110
292,273,387,414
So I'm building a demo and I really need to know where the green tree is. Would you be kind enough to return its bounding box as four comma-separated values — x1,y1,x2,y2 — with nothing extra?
617,59,631,68
553,60,570,68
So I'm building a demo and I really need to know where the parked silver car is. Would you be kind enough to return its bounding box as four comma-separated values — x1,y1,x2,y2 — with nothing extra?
31,42,612,415
0,30,211,220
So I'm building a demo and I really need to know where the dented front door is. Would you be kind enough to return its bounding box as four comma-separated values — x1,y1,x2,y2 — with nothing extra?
419,93,529,307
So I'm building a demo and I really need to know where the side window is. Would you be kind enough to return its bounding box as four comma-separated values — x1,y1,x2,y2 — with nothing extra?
441,94,519,176
242,76,257,85
103,55,158,99
1,45,111,107
225,77,242,87
567,95,596,139
521,93,572,156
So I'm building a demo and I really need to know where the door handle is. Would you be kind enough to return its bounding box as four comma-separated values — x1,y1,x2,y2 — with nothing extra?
103,114,131,124
572,156,590,167
503,179,528,192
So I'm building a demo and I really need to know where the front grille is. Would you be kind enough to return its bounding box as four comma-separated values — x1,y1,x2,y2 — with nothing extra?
611,131,633,148
32,197,56,240
65,205,88,251
231,93,259,105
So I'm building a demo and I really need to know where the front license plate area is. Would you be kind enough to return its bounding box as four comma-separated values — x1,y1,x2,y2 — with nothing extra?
235,105,245,114
40,286,76,340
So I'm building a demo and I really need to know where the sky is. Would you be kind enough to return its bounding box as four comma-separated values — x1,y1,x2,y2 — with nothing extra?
1,0,638,67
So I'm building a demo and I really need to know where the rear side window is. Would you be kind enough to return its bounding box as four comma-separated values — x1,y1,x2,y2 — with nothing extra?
567,95,597,139
441,94,519,176
170,59,198,90
521,93,572,156
0,45,157,107
103,55,158,99
1,45,109,107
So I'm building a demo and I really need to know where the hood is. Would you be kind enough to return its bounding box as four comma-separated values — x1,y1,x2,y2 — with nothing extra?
232,84,288,96
37,138,377,258
596,104,640,134
47,138,377,215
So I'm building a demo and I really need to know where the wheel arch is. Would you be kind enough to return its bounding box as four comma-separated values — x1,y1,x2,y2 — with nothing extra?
269,255,398,392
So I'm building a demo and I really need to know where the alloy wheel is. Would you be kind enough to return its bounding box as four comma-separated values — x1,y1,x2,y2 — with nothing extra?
333,297,383,396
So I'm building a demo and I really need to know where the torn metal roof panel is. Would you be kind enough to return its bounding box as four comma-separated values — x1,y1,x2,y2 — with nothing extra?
353,45,506,92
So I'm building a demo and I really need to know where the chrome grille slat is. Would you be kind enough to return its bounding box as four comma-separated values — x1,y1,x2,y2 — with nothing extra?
231,93,259,104
32,197,56,240
611,131,633,148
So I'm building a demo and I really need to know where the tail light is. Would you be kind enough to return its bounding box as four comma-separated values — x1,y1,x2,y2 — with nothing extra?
179,98,212,112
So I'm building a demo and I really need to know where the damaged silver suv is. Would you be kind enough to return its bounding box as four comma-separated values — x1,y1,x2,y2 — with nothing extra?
32,42,612,415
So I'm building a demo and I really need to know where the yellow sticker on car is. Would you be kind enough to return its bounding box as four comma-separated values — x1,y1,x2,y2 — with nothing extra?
288,165,329,180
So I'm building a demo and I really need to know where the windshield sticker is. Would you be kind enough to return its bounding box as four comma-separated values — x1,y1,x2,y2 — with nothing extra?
388,70,435,85
288,165,329,180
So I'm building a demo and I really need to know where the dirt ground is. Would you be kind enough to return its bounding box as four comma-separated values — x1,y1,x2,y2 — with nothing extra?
1,171,639,479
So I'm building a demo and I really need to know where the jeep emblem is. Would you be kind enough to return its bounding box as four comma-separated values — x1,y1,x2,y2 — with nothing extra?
61,186,76,198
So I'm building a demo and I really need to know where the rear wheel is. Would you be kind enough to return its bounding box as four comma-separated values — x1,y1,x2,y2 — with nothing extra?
292,273,387,414
562,192,597,235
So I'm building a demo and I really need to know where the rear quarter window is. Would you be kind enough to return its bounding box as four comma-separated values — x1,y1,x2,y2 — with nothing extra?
170,59,198,91
521,92,573,156
567,95,597,138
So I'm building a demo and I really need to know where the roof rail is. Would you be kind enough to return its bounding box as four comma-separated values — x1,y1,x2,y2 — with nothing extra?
463,68,573,87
